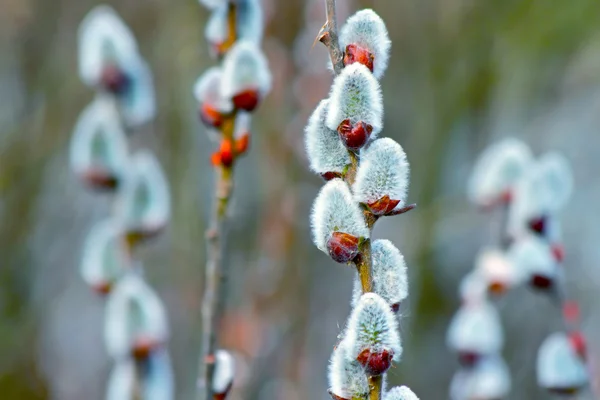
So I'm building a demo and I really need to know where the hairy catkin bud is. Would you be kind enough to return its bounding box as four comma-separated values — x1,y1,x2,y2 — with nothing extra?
212,350,235,396
450,356,511,400
78,5,138,88
339,9,391,79
507,235,559,290
304,99,351,177
81,219,130,295
446,301,503,365
326,63,383,150
473,247,520,295
116,151,171,243
236,0,264,45
536,332,588,394
467,138,532,208
345,293,402,376
118,56,156,128
106,350,174,400
351,239,408,311
221,40,271,112
198,0,227,10
194,67,233,127
353,138,410,214
508,152,573,238
384,386,420,400
104,272,169,360
70,96,129,190
311,179,369,260
328,340,370,400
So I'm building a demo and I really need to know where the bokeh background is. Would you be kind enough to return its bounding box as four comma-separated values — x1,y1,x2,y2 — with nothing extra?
2,0,600,398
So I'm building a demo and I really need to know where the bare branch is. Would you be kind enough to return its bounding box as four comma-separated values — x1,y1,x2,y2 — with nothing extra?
318,0,345,75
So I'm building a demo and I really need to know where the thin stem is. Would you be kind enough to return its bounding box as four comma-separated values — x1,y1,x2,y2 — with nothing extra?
368,375,383,400
355,240,372,292
319,0,345,75
197,116,237,400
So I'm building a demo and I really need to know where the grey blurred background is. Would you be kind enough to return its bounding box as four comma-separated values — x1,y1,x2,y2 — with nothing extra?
2,0,600,398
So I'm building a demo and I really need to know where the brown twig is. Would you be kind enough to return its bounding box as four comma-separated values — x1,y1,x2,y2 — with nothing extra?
197,4,238,398
368,375,383,400
318,0,345,75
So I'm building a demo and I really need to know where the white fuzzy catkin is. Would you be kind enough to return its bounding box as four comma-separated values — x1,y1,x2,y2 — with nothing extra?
354,138,410,206
80,219,130,290
193,66,233,113
473,247,521,291
119,56,156,127
70,96,128,180
142,350,175,400
450,356,511,400
205,3,229,51
339,9,391,79
345,293,402,363
446,301,503,356
537,332,588,392
106,358,136,400
351,239,408,309
304,99,351,175
78,5,138,87
508,152,573,238
467,138,532,207
236,0,264,45
507,235,558,283
221,40,272,100
198,0,227,10
116,150,171,233
213,350,235,394
458,272,488,304
328,339,370,399
384,386,420,400
104,272,169,359
311,179,369,252
326,63,383,135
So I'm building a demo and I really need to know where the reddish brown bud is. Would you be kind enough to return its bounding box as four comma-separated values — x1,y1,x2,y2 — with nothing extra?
327,390,349,400
344,44,374,73
232,89,260,112
337,119,373,151
132,336,161,360
200,103,225,128
551,243,565,263
326,232,360,263
212,140,234,168
101,64,130,95
530,274,553,290
568,331,587,359
321,172,343,181
529,216,547,236
391,303,400,313
235,132,250,155
366,195,401,216
488,280,507,296
500,189,513,204
387,203,417,216
356,348,393,375
92,281,113,295
458,351,480,367
213,383,233,400
82,168,119,190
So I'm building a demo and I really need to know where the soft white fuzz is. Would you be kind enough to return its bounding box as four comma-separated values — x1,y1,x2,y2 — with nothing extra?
311,179,369,252
352,239,408,308
326,63,383,135
508,152,573,237
198,0,227,10
537,332,588,392
119,56,156,127
345,293,402,362
508,235,558,283
339,9,391,79
141,350,175,400
212,350,235,394
104,272,169,359
450,356,511,400
116,151,171,232
78,5,138,87
446,301,503,355
70,96,128,179
328,340,370,399
193,67,233,113
204,3,229,51
473,247,521,290
106,358,136,400
221,40,272,99
236,0,264,45
80,219,129,289
305,99,351,175
384,386,420,400
467,138,532,207
354,138,410,205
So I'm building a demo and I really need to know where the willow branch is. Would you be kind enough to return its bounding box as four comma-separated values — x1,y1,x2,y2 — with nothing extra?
368,376,383,400
318,0,345,75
